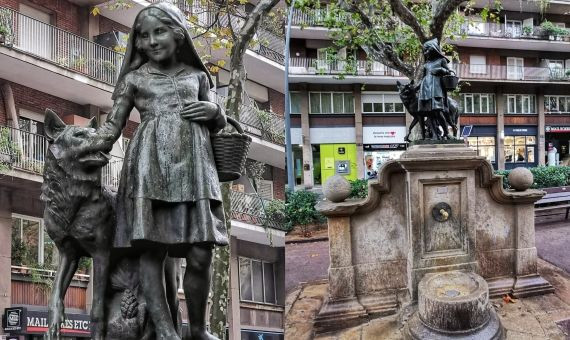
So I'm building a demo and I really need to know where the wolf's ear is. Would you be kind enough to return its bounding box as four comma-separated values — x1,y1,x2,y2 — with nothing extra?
86,116,98,129
410,79,415,85
44,109,66,141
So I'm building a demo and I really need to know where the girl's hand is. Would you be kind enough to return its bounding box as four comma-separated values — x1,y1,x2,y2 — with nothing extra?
180,101,219,122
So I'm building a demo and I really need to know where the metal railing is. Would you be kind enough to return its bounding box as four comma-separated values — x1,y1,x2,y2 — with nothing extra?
289,57,402,77
0,6,123,85
453,64,570,82
290,7,347,27
101,155,123,189
0,126,123,187
462,21,570,41
212,92,285,146
149,0,285,64
230,190,285,230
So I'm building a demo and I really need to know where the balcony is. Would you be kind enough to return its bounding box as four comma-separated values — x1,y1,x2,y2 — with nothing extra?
453,64,570,83
230,190,286,231
289,57,406,84
0,6,123,85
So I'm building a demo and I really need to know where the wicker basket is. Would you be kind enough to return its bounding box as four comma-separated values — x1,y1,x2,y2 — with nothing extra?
212,116,252,182
442,75,459,90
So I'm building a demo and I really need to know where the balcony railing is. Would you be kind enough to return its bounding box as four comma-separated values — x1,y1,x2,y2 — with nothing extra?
462,21,570,42
0,126,122,187
213,93,285,146
453,64,570,82
230,190,286,230
148,0,285,64
290,7,347,27
0,6,123,85
289,57,402,77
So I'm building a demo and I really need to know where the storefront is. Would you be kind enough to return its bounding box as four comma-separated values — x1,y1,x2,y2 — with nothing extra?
363,126,407,179
319,143,358,184
2,307,90,339
504,126,538,169
463,125,497,169
545,125,570,165
241,329,284,340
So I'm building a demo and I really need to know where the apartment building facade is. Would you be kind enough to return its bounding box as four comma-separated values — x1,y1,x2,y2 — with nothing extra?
289,1,570,188
0,1,286,339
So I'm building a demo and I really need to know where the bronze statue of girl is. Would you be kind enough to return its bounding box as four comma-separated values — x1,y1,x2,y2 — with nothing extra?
96,3,226,339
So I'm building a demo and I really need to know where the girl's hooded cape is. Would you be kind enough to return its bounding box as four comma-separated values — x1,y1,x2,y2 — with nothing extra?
423,38,450,63
112,2,214,99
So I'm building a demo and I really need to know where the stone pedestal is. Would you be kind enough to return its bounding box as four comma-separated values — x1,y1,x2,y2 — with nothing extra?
315,143,553,334
406,271,504,339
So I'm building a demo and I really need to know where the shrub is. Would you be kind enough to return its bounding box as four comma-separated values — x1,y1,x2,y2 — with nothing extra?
285,190,325,231
264,199,287,226
349,178,368,198
495,166,570,189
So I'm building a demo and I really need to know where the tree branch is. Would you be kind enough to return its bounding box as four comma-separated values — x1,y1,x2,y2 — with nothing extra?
346,2,415,79
430,0,466,41
388,0,429,43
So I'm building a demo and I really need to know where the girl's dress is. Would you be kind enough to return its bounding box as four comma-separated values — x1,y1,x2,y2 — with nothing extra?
418,58,448,112
109,63,228,257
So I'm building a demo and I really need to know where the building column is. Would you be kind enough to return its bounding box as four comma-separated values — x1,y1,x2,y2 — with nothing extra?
79,7,100,40
0,189,12,329
228,237,241,340
538,92,546,166
496,92,505,170
300,87,314,188
353,84,364,178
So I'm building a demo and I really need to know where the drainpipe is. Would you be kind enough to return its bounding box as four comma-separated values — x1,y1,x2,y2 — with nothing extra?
284,0,297,192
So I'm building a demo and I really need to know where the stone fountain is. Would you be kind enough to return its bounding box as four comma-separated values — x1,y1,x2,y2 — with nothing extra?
315,143,553,337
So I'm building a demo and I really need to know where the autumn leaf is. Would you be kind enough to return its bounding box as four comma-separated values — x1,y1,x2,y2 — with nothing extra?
90,6,100,16
216,60,226,68
503,294,517,304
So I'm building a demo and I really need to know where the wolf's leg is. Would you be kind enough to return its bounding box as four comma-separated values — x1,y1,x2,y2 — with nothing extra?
185,244,218,340
48,247,79,340
91,250,110,340
405,116,419,142
140,248,181,340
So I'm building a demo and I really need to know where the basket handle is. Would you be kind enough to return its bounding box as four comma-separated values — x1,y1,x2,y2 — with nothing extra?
226,116,245,134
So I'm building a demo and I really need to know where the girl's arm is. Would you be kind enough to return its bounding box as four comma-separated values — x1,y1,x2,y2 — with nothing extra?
198,73,226,133
97,74,135,150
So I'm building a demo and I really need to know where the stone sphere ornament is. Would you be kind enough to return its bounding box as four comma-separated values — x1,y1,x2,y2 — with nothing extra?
508,167,534,191
323,175,352,202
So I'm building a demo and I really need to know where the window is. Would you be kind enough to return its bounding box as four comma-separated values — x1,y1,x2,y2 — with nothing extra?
362,93,405,114
290,92,303,114
507,57,524,80
506,20,522,37
309,92,354,114
460,94,495,114
545,96,570,113
506,95,536,114
467,137,495,162
11,215,57,267
469,55,486,74
504,135,536,163
548,60,565,79
239,257,277,304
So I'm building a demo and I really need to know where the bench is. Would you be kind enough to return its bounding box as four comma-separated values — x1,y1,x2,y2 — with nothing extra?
535,191,570,220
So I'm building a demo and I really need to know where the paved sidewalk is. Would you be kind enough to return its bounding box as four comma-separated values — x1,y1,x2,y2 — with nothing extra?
536,219,570,274
285,239,329,293
285,259,570,340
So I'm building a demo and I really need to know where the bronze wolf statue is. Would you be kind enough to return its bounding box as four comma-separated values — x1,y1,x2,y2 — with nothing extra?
41,110,180,339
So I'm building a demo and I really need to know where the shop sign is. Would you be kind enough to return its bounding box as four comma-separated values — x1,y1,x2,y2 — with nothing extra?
3,307,91,337
546,126,570,133
2,307,23,332
363,126,406,144
364,144,406,150
505,126,537,135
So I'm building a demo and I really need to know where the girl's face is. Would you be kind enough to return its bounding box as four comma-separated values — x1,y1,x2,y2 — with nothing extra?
138,14,178,64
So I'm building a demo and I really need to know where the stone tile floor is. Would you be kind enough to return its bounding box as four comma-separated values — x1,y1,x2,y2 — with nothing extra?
285,259,570,340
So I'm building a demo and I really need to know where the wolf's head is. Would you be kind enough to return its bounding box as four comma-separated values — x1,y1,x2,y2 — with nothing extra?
44,109,110,182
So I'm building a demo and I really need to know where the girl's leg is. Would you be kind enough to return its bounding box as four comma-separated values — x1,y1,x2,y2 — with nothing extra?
140,247,181,340
184,244,218,340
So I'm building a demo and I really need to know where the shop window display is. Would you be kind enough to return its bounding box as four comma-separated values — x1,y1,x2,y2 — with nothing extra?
504,135,536,163
364,150,405,179
467,136,496,163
